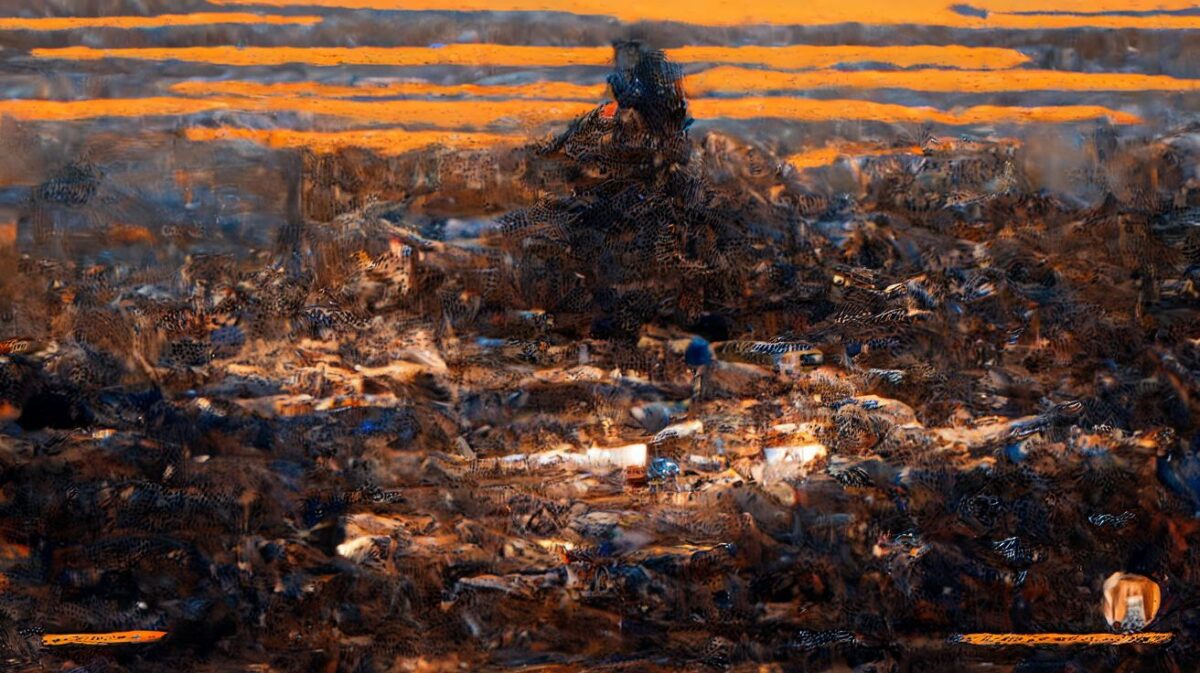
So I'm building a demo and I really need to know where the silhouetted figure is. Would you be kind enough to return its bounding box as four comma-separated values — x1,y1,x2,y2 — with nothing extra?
608,40,690,137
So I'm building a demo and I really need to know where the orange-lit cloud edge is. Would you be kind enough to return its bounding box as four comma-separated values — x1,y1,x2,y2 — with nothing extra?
204,0,1200,29
787,143,925,169
32,44,1032,70
689,67,1200,95
168,68,1200,101
169,79,608,100
184,127,523,154
0,13,323,30
0,96,1143,126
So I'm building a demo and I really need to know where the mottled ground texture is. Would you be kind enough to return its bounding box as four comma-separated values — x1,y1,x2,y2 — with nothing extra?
2,4,1200,673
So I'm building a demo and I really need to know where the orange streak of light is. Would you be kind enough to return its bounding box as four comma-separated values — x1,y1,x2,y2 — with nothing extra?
688,66,1200,95
0,98,227,121
787,143,924,169
32,45,614,67
955,632,1173,646
0,13,323,30
171,67,1200,104
981,15,1200,30
688,97,1143,125
169,79,607,100
42,631,168,646
184,126,523,154
0,96,1142,127
243,98,596,126
204,0,1200,29
33,43,1031,70
671,45,1030,70
0,96,592,127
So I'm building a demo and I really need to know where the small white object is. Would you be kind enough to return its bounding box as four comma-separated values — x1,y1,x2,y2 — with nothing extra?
687,454,722,471
586,443,648,468
1124,596,1146,631
763,443,827,466
490,448,577,469
336,535,391,564
652,420,702,444
761,443,828,483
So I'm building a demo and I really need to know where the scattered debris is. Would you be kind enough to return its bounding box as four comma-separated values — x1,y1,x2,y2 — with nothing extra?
1,40,1198,673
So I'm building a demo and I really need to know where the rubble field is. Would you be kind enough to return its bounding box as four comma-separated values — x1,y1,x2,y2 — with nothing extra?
1,44,1200,672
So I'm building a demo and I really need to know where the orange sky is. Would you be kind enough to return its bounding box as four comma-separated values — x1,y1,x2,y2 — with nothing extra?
33,44,1031,70
0,13,322,30
168,68,1200,102
205,0,1200,29
184,127,523,154
0,96,1141,127
7,5,1189,159
169,79,608,100
687,67,1200,95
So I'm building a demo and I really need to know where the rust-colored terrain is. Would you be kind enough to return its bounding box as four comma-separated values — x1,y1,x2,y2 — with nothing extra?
1,4,1200,672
